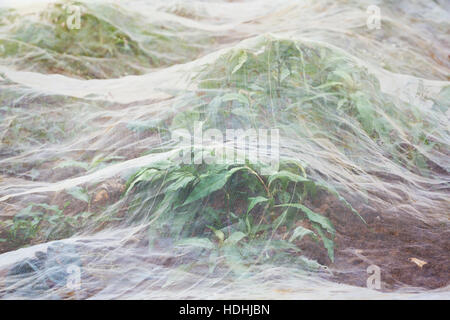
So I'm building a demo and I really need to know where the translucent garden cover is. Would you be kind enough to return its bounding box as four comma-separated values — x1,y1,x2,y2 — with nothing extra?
0,0,448,299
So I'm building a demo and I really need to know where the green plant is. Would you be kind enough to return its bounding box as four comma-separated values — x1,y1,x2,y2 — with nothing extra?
0,0,216,78
125,156,363,269
193,37,444,177
3,201,96,248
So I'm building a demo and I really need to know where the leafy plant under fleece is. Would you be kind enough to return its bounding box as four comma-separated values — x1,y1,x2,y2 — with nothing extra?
123,36,448,271
125,158,364,268
0,0,212,78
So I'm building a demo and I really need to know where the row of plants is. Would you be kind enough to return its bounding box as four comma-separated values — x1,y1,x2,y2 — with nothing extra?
0,201,91,249
0,0,215,78
2,37,448,274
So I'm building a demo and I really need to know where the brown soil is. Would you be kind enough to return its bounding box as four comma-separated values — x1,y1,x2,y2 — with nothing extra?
297,192,450,291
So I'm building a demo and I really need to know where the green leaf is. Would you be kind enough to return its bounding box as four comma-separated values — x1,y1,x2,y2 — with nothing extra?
14,205,43,220
268,170,310,187
125,168,159,194
231,50,247,74
149,160,174,170
245,215,252,234
222,93,249,106
166,174,196,192
313,224,334,262
67,186,89,203
33,203,61,213
332,70,354,87
207,225,225,243
298,256,323,271
224,231,247,246
289,226,316,242
351,91,374,134
276,203,335,235
183,172,227,205
183,166,246,205
247,196,268,214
